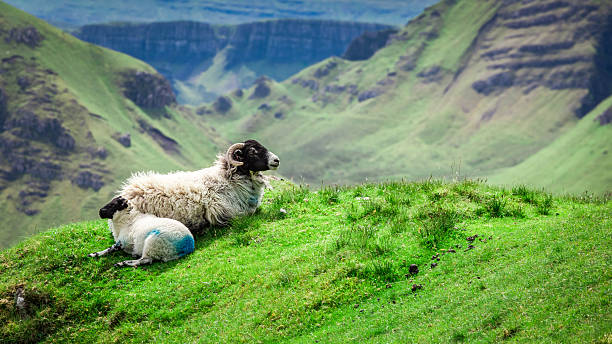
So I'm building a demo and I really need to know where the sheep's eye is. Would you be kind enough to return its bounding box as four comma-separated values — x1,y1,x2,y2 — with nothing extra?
251,149,258,155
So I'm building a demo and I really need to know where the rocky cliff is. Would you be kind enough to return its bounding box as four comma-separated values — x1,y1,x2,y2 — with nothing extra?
75,20,392,103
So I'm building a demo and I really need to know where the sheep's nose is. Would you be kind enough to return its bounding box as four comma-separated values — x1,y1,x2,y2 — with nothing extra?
273,158,279,164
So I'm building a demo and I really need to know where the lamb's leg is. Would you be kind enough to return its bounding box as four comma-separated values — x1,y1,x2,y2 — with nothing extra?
114,257,153,268
88,242,121,257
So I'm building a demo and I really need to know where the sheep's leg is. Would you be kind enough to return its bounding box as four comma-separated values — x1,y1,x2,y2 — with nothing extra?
88,242,121,258
114,257,153,268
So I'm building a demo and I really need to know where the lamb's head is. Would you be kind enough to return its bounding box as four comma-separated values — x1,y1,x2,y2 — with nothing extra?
99,196,129,219
226,139,279,173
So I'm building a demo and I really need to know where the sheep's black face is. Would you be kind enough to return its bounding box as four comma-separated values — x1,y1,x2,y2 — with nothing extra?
233,139,279,173
99,196,128,219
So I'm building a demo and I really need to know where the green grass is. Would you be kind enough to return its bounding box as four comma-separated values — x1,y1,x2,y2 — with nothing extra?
1,179,610,343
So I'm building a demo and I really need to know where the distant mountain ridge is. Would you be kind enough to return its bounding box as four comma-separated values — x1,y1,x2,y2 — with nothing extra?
4,0,437,28
74,20,393,104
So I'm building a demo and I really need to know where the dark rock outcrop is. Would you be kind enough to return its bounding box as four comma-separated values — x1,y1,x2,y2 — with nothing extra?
358,89,382,102
116,133,131,147
417,65,442,83
137,120,180,154
314,61,338,78
472,71,515,95
72,171,104,191
292,78,319,91
4,109,75,150
342,28,398,61
5,27,44,47
213,96,232,113
249,77,271,99
121,70,176,108
597,107,612,125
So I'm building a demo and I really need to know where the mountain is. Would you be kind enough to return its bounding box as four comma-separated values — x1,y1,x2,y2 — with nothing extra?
74,20,393,104
197,0,612,195
4,0,437,28
0,2,226,248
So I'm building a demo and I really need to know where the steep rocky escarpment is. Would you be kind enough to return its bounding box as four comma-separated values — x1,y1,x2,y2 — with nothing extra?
75,20,392,103
77,22,223,78
469,0,612,117
223,20,390,68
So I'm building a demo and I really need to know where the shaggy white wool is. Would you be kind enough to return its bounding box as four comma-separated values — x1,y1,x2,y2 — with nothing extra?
110,208,194,262
118,155,267,229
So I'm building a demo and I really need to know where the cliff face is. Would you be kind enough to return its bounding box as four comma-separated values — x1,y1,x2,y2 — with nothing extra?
75,20,392,103
224,20,390,67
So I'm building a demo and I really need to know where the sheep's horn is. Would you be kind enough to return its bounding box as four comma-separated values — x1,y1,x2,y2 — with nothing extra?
226,142,245,166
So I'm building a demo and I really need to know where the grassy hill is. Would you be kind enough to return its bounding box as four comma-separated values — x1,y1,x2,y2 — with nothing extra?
197,0,612,195
0,2,226,248
0,179,610,342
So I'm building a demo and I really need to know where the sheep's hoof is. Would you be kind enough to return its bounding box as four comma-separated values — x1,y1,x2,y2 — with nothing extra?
88,252,99,258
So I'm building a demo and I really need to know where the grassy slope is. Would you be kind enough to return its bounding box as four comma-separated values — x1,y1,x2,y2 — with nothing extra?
200,0,611,194
0,2,224,247
489,95,612,195
0,180,610,343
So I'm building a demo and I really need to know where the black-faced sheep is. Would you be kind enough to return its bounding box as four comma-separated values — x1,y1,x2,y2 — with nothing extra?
90,197,195,267
99,139,280,233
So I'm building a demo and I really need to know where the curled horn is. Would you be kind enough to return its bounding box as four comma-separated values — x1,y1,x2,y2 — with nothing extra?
226,142,245,166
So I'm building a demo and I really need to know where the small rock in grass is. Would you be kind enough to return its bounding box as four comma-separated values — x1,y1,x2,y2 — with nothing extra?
431,262,437,269
279,208,287,214
386,283,392,289
411,284,422,292
465,244,475,251
448,249,456,253
354,303,359,308
409,264,419,275
431,254,439,260
467,235,478,242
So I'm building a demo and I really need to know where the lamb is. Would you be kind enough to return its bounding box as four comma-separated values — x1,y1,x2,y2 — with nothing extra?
89,197,195,267
99,139,280,234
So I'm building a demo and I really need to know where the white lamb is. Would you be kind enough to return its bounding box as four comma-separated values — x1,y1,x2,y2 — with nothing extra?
89,197,195,267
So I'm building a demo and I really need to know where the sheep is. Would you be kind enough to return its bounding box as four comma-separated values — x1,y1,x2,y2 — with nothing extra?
99,139,280,234
89,197,195,267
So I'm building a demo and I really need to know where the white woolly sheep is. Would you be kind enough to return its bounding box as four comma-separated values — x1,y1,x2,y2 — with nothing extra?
89,197,195,267
99,139,280,234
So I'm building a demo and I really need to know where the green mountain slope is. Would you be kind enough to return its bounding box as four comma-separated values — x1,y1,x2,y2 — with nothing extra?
0,180,610,342
0,2,224,248
489,95,612,194
198,0,612,194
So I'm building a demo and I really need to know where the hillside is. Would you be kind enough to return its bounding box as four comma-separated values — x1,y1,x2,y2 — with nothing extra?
0,2,226,248
0,180,610,342
197,0,612,194
4,0,437,28
74,20,393,104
